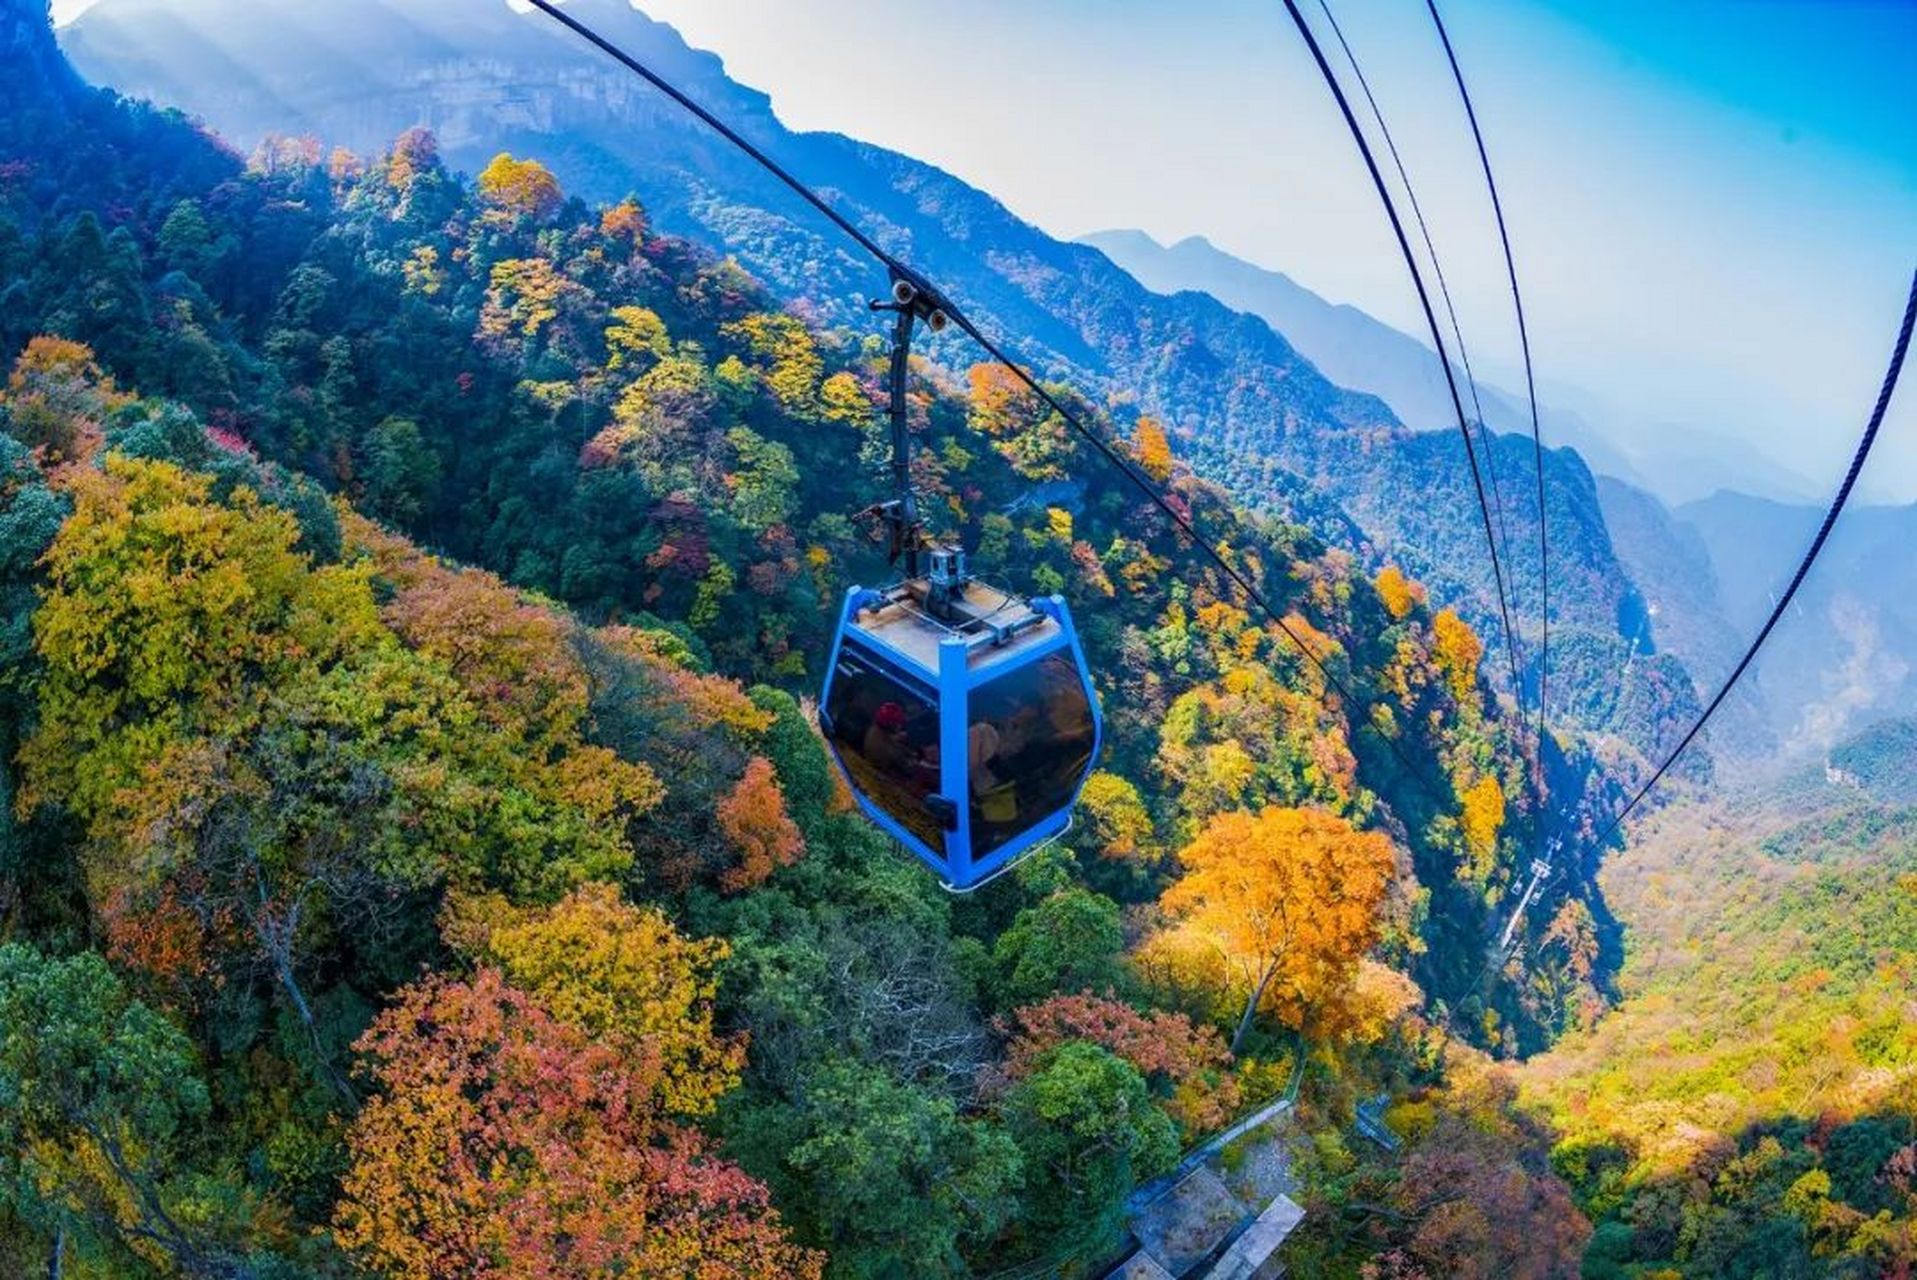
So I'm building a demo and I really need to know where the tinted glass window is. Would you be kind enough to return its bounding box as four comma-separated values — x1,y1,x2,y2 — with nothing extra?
824,644,946,855
967,650,1095,857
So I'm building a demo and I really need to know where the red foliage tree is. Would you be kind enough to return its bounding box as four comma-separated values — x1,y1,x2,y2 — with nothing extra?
1000,993,1228,1082
998,993,1241,1135
334,969,820,1279
1391,1068,1590,1279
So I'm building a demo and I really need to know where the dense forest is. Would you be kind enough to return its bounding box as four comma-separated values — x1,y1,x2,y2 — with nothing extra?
1521,758,1917,1278
17,3,1909,1276
0,7,1626,1274
54,0,1721,773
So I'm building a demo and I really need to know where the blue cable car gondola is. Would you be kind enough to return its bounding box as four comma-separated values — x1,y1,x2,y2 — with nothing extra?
819,276,1102,891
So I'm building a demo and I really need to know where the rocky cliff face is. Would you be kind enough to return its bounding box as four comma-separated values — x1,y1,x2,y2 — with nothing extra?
2,0,74,104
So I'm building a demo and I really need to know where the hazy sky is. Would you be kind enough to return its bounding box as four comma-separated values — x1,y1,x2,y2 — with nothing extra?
52,0,1917,501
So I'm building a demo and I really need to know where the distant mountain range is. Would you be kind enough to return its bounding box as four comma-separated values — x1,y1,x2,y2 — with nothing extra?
1679,492,1917,746
1079,229,1628,480
1593,478,1917,755
1077,228,1835,508
52,0,1911,761
1084,228,1917,758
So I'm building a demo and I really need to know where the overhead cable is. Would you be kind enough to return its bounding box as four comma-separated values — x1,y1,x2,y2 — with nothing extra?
1592,269,1916,848
1279,0,1529,722
1424,0,1553,819
522,0,1466,811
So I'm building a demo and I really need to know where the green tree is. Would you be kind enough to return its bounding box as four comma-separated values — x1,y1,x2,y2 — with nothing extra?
0,944,273,1276
726,426,800,532
157,198,213,275
747,685,836,833
356,415,441,524
992,887,1126,1006
0,436,66,881
749,1059,1023,1277
1000,1042,1179,1262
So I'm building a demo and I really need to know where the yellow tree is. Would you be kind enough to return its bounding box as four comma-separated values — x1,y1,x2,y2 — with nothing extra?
1078,772,1154,860
4,336,125,463
721,312,825,416
1431,609,1484,702
1159,807,1394,1052
483,883,744,1116
476,152,563,221
603,305,670,374
1374,565,1424,621
1133,417,1174,483
479,258,579,347
1457,775,1506,882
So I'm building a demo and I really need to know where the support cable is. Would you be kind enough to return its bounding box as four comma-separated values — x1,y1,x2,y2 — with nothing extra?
1445,267,1914,1043
1315,0,1518,661
1279,0,1528,722
1591,269,1916,849
1315,0,1547,864
1424,0,1554,839
522,0,1464,811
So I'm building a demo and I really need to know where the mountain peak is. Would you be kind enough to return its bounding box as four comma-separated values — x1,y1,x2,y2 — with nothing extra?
1077,227,1165,255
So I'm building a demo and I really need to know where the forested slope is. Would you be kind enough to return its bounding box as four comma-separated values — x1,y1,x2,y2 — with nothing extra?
0,2,1603,1273
57,0,1708,762
1520,751,1917,1277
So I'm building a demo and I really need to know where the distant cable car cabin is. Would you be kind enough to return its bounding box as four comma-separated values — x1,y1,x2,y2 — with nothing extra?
818,276,1101,891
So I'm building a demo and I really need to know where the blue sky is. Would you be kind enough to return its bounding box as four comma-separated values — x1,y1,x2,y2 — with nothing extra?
53,0,1917,501
624,0,1917,504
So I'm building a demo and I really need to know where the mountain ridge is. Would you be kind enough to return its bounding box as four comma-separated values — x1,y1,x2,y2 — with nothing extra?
58,0,1704,760
1077,224,1842,508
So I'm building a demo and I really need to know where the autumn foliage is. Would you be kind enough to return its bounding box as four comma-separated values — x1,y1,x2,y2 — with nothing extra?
1431,608,1484,702
482,883,745,1116
1457,775,1506,881
334,969,821,1280
1078,770,1155,860
1133,416,1174,483
476,151,563,221
1375,565,1425,620
1001,993,1228,1081
999,993,1241,1135
0,73,1584,1275
5,336,120,463
1157,806,1395,1051
716,755,806,892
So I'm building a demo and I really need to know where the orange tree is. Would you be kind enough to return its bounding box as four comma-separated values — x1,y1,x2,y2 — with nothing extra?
334,968,821,1280
1158,806,1395,1052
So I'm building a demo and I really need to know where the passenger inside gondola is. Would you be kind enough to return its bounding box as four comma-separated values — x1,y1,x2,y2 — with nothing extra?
967,651,1096,855
825,651,947,852
862,701,915,774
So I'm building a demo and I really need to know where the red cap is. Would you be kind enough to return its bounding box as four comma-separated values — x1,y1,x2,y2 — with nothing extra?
875,702,908,731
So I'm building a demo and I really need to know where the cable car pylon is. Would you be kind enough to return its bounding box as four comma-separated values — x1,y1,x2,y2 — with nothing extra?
1490,837,1559,962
